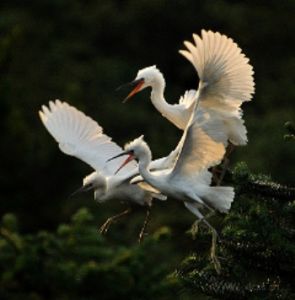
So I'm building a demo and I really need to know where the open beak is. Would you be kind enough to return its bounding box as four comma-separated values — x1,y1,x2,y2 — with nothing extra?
122,79,145,103
69,183,92,198
107,151,135,174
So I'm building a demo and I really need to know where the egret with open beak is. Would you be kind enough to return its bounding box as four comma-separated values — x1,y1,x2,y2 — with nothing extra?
39,100,165,239
121,78,145,103
107,150,135,174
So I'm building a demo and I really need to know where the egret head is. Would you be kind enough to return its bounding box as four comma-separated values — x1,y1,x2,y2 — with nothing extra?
107,135,152,174
83,172,106,189
70,172,106,198
124,135,151,161
123,66,165,102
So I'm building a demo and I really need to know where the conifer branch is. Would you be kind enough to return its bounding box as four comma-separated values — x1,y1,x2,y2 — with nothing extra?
177,269,281,299
231,163,295,200
243,180,295,200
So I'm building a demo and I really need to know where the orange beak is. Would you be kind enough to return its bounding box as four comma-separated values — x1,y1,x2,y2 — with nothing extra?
114,154,135,174
107,151,135,175
123,79,145,103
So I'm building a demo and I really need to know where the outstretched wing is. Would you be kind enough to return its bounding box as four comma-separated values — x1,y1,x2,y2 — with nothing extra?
171,109,226,179
39,100,137,176
179,30,255,109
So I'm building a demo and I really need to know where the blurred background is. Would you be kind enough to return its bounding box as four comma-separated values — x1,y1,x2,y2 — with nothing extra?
0,0,294,298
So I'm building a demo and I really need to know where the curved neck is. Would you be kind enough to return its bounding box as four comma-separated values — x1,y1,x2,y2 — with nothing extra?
150,81,171,116
138,155,162,190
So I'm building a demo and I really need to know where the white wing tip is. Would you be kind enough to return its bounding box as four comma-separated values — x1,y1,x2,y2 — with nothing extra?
38,110,46,123
181,29,255,103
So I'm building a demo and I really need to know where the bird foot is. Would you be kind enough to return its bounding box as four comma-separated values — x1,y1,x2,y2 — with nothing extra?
211,253,221,275
98,219,113,235
210,229,221,274
98,208,132,235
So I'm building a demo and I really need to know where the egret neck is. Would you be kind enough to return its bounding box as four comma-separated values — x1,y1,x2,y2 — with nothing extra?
150,78,173,121
137,147,167,193
150,78,187,130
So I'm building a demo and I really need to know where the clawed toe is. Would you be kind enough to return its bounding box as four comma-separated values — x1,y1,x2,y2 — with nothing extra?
210,229,221,274
98,220,112,234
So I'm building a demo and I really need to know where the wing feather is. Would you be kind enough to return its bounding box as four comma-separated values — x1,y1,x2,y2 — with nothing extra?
171,111,226,178
39,100,137,176
180,30,255,107
178,89,198,107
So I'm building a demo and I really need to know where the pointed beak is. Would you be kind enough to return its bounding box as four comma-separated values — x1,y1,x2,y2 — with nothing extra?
107,151,129,162
115,154,135,174
107,151,135,175
122,79,145,103
69,184,93,198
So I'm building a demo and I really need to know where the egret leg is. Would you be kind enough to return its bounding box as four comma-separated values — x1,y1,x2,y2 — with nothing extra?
227,142,236,156
216,157,229,186
99,208,132,235
138,206,151,243
190,211,215,240
184,202,221,274
202,218,221,274
214,143,235,186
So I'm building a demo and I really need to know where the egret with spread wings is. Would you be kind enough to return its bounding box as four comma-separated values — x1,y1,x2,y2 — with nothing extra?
39,100,166,239
108,101,235,273
123,30,255,182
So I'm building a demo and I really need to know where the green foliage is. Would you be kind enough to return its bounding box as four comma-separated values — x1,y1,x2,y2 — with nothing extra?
2,165,294,299
176,163,295,299
0,208,182,300
0,1,294,299
0,0,294,231
232,162,295,200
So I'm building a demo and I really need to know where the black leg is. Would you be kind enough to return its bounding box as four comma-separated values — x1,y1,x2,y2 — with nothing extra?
215,143,235,186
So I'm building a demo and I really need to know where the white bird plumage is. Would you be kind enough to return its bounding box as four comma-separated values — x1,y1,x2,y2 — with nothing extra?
125,30,255,147
39,100,168,236
38,30,254,270
108,100,235,271
116,30,254,269
39,100,137,178
116,119,234,215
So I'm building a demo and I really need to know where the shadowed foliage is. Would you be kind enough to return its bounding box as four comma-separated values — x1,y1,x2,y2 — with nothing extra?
0,0,294,299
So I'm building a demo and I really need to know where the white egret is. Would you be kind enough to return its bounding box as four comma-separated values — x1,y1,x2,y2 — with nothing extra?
39,100,167,239
108,105,235,273
124,30,255,181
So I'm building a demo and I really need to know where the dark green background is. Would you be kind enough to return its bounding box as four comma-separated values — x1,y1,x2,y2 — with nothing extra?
0,1,294,298
1,0,294,229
